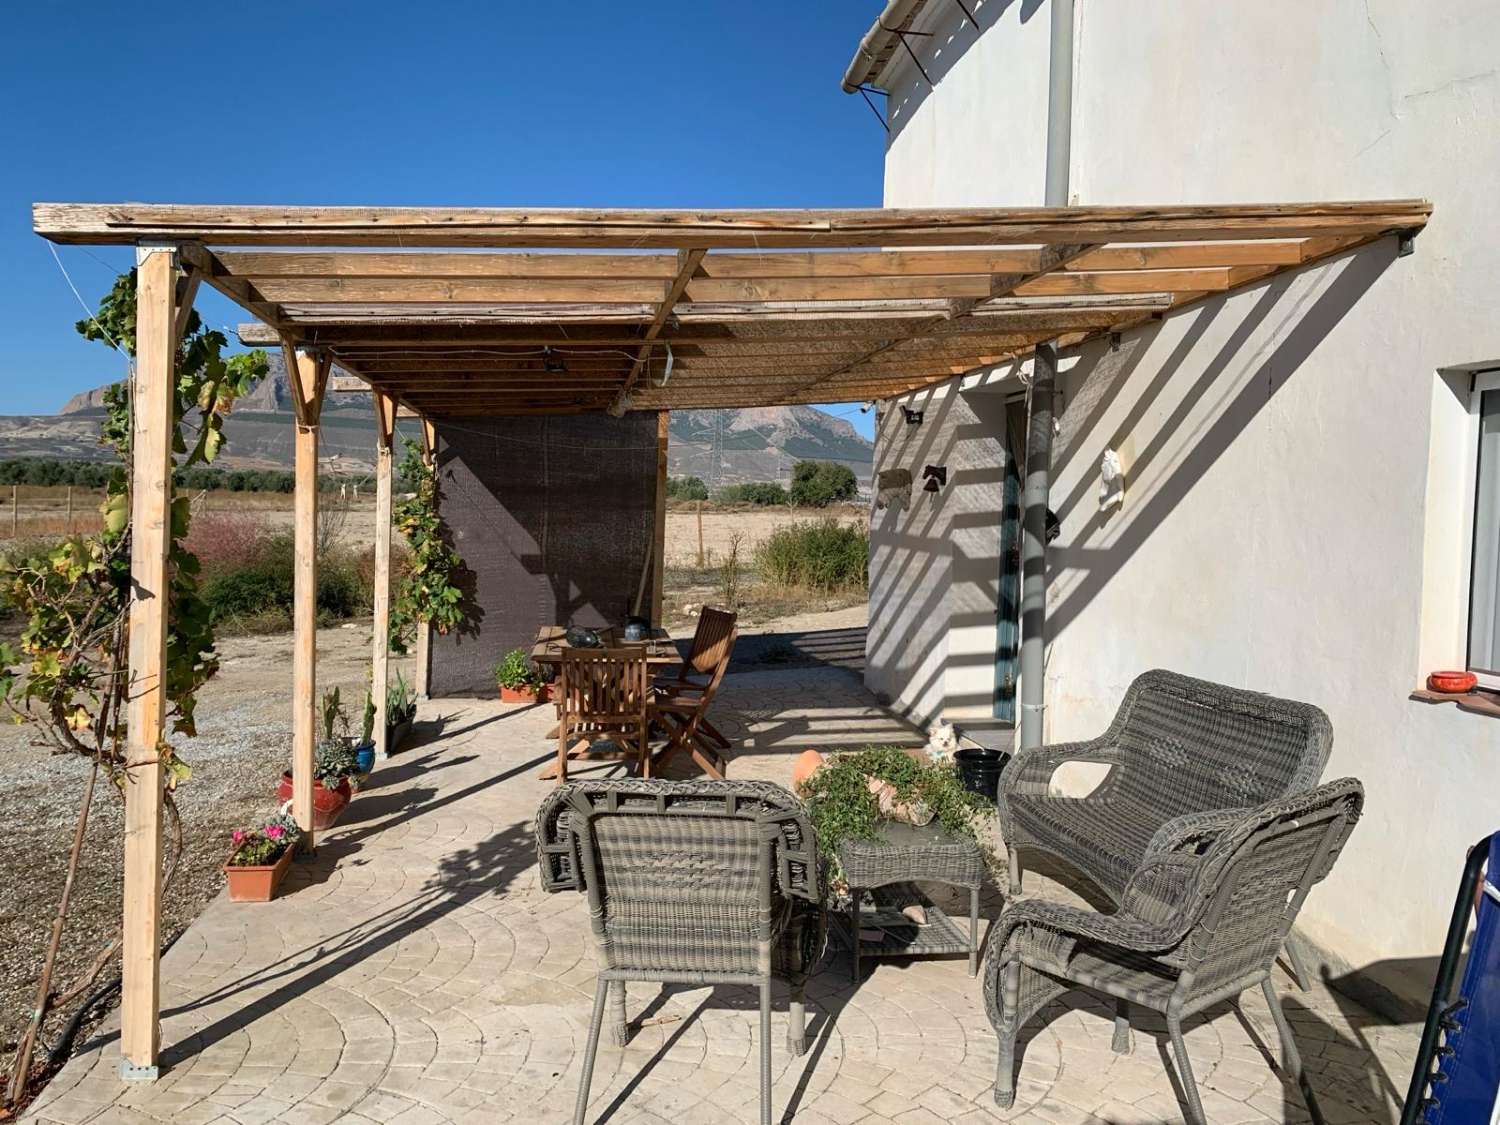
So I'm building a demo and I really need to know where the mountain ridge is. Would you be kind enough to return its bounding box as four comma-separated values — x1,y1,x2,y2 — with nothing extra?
9,361,873,486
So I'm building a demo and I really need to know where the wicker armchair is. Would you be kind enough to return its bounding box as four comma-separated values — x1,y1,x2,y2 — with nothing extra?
535,779,825,1125
984,777,1363,1125
998,669,1332,900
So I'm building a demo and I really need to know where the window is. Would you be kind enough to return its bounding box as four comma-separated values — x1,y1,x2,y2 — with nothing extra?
1469,370,1500,684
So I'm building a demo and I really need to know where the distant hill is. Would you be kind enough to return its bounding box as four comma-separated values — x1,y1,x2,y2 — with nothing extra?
2,357,873,486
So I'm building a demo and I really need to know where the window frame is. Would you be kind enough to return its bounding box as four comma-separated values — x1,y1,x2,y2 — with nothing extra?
1467,369,1500,688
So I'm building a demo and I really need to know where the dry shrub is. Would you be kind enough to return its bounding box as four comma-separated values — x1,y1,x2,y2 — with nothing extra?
185,511,272,578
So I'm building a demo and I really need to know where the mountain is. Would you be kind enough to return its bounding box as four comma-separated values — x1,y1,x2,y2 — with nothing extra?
2,359,874,485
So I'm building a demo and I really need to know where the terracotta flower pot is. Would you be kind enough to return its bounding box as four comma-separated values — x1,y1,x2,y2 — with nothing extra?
1428,670,1478,695
500,683,549,704
792,750,826,792
275,772,352,831
224,844,295,903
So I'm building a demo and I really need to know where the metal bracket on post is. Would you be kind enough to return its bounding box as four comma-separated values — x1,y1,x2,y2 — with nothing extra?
134,240,177,267
120,1059,159,1082
1397,228,1420,258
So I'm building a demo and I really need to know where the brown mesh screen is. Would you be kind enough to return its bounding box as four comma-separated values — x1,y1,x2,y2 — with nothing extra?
426,412,661,697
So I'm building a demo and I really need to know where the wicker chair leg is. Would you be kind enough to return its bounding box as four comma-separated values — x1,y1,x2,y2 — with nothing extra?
759,981,773,1125
968,887,980,977
993,961,1020,1108
849,887,862,982
1007,847,1022,896
787,981,807,1056
1111,997,1132,1054
573,978,609,1125
1166,1015,1206,1125
1262,979,1325,1125
1284,936,1314,992
607,980,629,1047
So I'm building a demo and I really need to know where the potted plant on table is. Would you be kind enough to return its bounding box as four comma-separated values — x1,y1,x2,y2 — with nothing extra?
495,648,549,704
275,689,360,829
386,670,417,751
795,746,991,890
224,814,303,902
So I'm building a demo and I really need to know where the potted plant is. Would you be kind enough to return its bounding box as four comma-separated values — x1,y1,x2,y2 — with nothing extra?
386,670,417,752
353,689,377,782
795,746,991,890
224,815,303,902
276,690,359,829
495,648,548,704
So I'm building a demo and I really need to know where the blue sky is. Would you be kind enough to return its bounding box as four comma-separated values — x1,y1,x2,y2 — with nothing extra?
0,2,887,438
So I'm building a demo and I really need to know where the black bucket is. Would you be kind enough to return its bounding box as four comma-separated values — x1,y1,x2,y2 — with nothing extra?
953,747,1007,804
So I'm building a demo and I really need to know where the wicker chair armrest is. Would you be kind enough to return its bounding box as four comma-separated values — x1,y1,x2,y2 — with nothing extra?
533,795,585,893
1146,807,1252,857
986,895,1185,965
1000,738,1122,798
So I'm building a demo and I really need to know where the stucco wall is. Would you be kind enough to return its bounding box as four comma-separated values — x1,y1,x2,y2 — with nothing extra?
867,0,1500,1009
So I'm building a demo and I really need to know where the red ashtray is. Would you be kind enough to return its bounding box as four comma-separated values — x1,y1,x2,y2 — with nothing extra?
1427,670,1478,695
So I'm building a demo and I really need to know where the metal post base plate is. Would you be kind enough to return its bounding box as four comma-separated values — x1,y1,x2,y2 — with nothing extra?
120,1059,159,1081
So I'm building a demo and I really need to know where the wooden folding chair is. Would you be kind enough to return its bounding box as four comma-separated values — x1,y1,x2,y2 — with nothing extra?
553,647,651,784
654,606,737,750
650,620,736,779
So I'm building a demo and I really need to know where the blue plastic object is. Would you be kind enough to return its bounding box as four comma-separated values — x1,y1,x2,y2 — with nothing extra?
1405,833,1500,1124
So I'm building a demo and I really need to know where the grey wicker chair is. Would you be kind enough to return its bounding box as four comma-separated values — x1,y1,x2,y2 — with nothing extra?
535,779,825,1125
984,777,1363,1125
998,669,1332,985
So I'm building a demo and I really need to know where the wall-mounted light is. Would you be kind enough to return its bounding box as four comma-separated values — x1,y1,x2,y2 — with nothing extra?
901,405,924,426
922,464,947,493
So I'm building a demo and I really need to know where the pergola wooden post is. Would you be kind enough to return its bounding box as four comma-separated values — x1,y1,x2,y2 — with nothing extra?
370,392,396,757
283,346,330,846
119,245,177,1080
413,415,436,699
651,411,669,625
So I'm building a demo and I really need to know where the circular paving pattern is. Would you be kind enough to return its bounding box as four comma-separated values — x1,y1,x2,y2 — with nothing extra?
27,670,1414,1124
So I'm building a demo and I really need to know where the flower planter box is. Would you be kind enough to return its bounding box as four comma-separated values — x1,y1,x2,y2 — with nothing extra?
275,772,351,831
224,844,296,903
499,684,550,705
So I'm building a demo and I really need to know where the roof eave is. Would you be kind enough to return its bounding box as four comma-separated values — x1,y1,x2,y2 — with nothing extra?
841,0,932,93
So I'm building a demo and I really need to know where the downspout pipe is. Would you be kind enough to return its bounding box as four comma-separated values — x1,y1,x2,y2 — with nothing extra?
1018,0,1074,751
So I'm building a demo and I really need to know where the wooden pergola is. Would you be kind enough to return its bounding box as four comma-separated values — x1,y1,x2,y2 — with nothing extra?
31,198,1430,1078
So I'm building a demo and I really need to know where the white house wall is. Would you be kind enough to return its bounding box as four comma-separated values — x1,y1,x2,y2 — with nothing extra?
867,0,1500,1010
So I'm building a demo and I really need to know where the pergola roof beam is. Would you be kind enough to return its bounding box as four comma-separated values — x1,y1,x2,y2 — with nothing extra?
34,200,1432,248
36,197,1422,415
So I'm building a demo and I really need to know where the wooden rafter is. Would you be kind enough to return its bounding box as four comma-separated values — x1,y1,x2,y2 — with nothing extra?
613,248,706,410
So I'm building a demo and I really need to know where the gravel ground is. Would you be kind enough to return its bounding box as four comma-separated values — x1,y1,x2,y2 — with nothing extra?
0,622,409,1082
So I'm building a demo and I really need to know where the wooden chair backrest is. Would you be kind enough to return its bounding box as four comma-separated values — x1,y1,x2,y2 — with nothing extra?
672,623,737,740
685,607,737,677
559,647,650,728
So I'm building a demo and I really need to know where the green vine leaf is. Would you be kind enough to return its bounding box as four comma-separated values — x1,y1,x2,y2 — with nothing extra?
389,438,469,651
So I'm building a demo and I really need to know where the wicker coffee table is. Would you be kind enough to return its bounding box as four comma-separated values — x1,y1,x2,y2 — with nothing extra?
838,820,986,980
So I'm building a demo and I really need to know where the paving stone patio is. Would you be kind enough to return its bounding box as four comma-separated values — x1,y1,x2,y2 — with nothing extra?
26,666,1419,1124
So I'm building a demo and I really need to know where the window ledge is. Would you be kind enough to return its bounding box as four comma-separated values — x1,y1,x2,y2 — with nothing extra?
1410,687,1500,719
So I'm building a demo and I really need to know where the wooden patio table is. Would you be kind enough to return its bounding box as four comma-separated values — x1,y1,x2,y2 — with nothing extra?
532,625,678,779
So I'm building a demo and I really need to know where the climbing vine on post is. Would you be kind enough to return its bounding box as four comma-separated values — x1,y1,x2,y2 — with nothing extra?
389,437,466,651
0,269,267,1105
